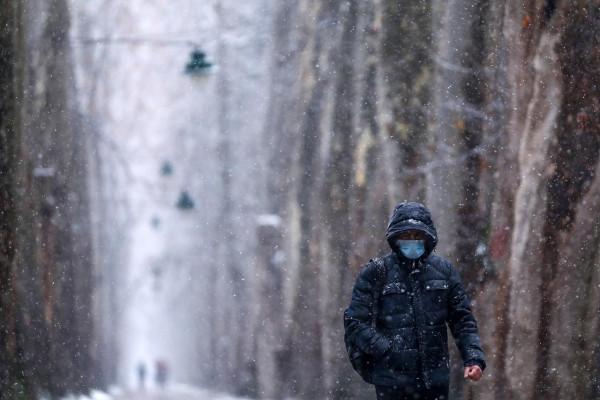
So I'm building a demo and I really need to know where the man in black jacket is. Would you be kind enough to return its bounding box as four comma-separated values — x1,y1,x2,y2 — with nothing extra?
345,202,485,400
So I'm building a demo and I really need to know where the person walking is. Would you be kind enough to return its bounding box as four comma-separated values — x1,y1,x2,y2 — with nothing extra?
344,202,485,400
155,359,169,389
137,362,146,389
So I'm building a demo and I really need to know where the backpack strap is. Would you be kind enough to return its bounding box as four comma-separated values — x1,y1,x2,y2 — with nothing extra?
370,257,389,328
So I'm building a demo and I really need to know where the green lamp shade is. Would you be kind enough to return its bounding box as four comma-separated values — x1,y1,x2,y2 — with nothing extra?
185,50,213,74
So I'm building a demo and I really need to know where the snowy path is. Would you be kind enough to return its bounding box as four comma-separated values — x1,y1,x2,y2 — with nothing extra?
78,384,252,400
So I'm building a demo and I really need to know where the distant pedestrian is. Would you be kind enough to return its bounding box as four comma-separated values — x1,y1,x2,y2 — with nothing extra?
155,359,169,388
137,362,146,389
344,202,485,400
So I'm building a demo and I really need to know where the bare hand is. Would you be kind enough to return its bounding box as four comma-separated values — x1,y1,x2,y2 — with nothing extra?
464,365,482,381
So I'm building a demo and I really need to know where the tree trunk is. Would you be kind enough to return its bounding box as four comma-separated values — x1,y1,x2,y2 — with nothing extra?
0,0,98,397
0,0,22,396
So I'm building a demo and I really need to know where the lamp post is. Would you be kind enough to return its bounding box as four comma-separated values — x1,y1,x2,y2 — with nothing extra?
183,40,224,388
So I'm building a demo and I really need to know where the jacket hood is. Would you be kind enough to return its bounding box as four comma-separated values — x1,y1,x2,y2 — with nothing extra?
386,202,438,257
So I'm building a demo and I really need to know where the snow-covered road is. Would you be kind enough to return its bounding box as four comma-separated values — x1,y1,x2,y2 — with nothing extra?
73,385,252,400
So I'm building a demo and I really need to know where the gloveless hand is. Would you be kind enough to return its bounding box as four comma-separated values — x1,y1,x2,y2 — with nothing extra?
464,365,482,381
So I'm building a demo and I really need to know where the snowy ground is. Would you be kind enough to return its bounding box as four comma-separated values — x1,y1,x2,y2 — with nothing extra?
62,384,253,400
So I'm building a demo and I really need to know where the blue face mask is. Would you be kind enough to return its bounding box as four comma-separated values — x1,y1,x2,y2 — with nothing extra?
396,240,425,259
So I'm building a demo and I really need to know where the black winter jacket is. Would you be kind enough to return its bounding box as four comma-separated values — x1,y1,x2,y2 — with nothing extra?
345,203,486,388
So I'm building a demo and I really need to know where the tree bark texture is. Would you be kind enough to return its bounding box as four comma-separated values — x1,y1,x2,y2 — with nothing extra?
0,0,98,398
0,0,22,397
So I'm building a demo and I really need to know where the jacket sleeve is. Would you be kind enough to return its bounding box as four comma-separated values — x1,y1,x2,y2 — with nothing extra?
446,260,487,371
344,263,392,359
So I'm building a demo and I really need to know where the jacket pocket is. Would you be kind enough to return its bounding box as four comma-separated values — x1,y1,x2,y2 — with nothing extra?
387,346,419,373
424,331,448,370
422,279,449,311
424,280,449,290
380,283,410,318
